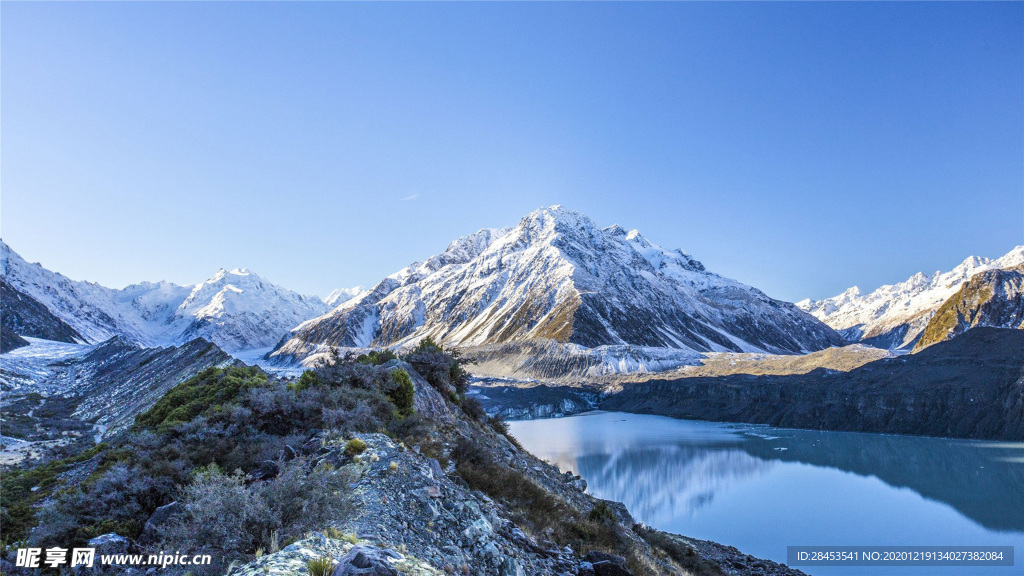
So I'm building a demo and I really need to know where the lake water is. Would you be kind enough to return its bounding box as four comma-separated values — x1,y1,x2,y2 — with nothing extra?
509,411,1024,575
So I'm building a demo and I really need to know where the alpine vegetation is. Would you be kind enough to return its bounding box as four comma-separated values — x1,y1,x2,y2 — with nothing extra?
1,343,785,576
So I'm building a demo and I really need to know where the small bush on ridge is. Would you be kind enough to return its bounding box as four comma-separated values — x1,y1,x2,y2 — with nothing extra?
344,438,367,456
387,369,415,417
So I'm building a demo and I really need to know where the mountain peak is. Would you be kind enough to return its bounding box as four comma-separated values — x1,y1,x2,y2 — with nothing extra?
604,224,628,237
996,245,1024,268
210,267,257,281
324,286,364,308
519,205,592,229
270,208,841,361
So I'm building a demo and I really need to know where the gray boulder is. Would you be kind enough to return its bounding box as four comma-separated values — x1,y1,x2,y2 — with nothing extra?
301,433,325,454
499,557,525,576
331,545,401,576
87,533,130,557
246,460,280,482
140,501,182,543
583,551,632,576
281,444,298,461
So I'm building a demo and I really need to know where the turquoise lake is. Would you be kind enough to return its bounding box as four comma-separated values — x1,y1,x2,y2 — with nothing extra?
509,411,1024,576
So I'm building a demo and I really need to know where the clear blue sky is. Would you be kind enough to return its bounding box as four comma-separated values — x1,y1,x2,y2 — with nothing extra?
2,2,1021,302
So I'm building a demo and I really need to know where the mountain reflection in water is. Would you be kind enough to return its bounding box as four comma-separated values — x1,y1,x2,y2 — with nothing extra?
510,411,1024,575
576,447,774,525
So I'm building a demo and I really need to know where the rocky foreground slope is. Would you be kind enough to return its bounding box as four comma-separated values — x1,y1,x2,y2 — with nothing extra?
603,328,1024,440
231,431,800,576
2,343,803,576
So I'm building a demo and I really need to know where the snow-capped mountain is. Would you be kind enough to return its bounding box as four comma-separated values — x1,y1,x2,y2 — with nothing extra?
0,240,331,353
796,246,1024,349
173,268,332,351
271,206,843,364
323,286,365,308
914,265,1024,351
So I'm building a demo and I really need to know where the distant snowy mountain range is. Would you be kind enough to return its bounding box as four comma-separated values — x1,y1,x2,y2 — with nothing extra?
0,240,361,353
4,208,1021,370
270,206,844,367
797,246,1024,349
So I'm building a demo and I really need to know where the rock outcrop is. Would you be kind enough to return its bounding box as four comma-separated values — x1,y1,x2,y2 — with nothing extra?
229,431,804,576
234,534,442,576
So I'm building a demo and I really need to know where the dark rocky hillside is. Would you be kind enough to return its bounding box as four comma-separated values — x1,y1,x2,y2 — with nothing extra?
1,280,83,344
603,328,1024,440
1,326,29,353
68,337,236,434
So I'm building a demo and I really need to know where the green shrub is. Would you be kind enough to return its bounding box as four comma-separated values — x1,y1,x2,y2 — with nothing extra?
461,397,486,422
355,349,397,366
160,461,351,575
405,338,471,396
387,370,415,417
588,501,616,524
135,367,267,431
344,439,367,456
488,415,511,436
414,337,443,354
288,371,321,392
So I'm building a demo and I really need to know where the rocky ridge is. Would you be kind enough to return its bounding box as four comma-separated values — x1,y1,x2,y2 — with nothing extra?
797,245,1024,348
229,430,804,576
914,266,1024,350
0,337,234,463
